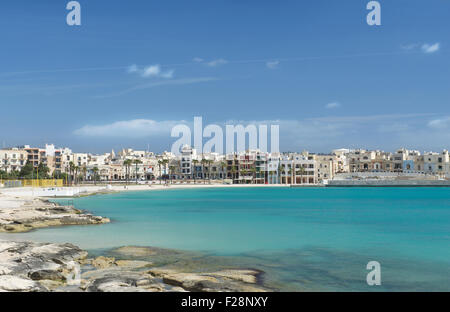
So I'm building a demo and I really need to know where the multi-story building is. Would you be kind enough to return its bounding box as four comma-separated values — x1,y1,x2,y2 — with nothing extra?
179,145,196,179
314,154,335,182
266,153,280,184
280,153,315,184
0,148,28,173
423,150,449,176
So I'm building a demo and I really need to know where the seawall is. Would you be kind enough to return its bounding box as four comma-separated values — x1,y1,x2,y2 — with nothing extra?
326,180,450,187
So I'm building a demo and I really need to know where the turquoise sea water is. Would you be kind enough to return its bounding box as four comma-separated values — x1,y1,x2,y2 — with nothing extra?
2,187,449,291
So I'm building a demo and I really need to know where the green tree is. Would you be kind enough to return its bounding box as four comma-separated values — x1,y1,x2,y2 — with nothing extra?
69,162,76,185
37,162,50,179
19,161,34,178
192,159,199,184
169,165,176,184
133,159,142,184
200,158,207,184
92,167,99,185
123,159,132,185
220,161,227,182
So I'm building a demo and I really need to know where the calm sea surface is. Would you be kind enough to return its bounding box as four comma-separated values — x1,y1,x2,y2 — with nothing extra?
3,187,449,291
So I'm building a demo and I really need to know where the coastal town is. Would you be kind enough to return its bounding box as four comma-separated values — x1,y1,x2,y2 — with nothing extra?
1,144,449,187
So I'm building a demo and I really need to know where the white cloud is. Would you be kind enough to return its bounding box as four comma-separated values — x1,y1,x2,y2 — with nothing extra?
325,102,341,109
207,59,228,67
74,119,188,138
127,64,175,79
428,116,450,129
421,43,440,54
193,57,204,63
142,65,161,77
401,43,419,51
94,77,218,98
160,69,175,79
266,60,280,69
127,64,138,73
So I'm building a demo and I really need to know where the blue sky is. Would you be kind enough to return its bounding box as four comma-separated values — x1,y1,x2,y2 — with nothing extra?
0,0,449,153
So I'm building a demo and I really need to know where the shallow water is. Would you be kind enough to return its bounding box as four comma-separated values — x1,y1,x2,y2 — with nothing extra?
3,187,449,291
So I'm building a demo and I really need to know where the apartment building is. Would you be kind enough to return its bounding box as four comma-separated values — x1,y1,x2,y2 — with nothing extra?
280,153,315,184
0,148,28,173
314,154,335,182
423,150,449,176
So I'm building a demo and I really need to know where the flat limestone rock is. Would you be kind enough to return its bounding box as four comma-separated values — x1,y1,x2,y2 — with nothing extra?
91,256,116,269
0,275,45,292
209,269,260,284
0,195,110,233
113,246,158,257
115,260,152,268
147,268,267,292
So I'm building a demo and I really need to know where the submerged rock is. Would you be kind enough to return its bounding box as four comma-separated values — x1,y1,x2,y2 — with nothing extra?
147,268,267,292
91,256,116,269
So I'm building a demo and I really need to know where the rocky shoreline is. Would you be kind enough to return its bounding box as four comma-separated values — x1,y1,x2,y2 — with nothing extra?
0,195,110,233
0,241,267,292
0,194,268,292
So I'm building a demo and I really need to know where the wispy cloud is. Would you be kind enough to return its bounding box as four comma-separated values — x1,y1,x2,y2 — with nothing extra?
207,59,228,67
401,43,419,51
428,116,450,129
74,119,186,138
266,60,280,69
95,77,218,98
127,64,138,73
193,57,204,63
325,102,340,109
128,64,175,79
142,65,161,77
401,42,440,54
421,43,440,54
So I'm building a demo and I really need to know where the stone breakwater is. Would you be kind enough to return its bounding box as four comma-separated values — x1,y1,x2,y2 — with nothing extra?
0,195,110,233
0,241,267,292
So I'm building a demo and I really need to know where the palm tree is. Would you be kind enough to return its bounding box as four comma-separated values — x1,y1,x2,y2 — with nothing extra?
92,167,99,185
169,165,176,184
206,160,213,184
69,161,75,186
278,164,284,185
162,159,169,184
192,159,198,184
74,166,80,185
298,166,306,185
201,158,207,184
241,169,247,184
231,165,236,183
157,159,164,184
82,165,87,183
123,159,132,185
288,167,293,185
133,159,142,184
251,167,257,184
293,164,297,185
220,161,227,182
